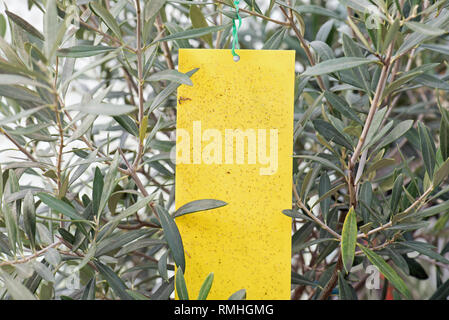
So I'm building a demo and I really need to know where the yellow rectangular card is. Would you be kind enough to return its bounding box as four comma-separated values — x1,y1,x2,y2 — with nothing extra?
175,49,295,300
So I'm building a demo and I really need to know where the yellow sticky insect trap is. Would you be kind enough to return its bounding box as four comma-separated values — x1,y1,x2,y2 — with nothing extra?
175,49,295,300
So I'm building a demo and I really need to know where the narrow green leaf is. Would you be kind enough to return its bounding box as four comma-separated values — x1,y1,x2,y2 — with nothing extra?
81,278,96,300
292,272,321,287
106,195,155,226
313,119,353,150
157,24,230,43
0,14,6,38
92,167,104,218
90,2,122,40
341,207,357,273
145,68,198,113
434,157,449,187
381,18,400,54
376,120,413,150
383,70,425,99
310,40,335,61
126,290,150,300
152,277,174,300
2,204,17,254
115,238,165,257
262,27,287,50
359,181,373,223
45,248,61,267
66,114,97,144
294,155,345,176
158,251,169,282
418,122,436,177
6,10,45,40
44,0,57,59
398,241,449,264
391,174,404,214
94,261,132,300
113,115,139,137
197,273,214,300
324,91,363,125
163,23,191,49
422,43,449,55
0,270,36,300
0,106,46,126
139,115,148,144
243,0,263,14
75,243,97,272
66,102,136,116
415,74,449,90
23,191,36,251
56,45,116,58
95,229,151,257
363,107,388,150
189,5,212,47
174,199,227,218
319,173,331,220
32,261,55,283
98,152,119,219
385,247,409,275
405,21,447,36
37,193,84,221
302,57,374,76
228,289,246,300
295,4,340,19
440,108,449,160
175,267,189,300
338,271,357,300
292,222,314,251
156,205,185,271
342,34,370,93
144,0,166,21
147,69,193,85
359,245,411,299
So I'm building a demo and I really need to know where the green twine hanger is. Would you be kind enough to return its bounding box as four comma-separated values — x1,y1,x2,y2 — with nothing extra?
231,0,242,62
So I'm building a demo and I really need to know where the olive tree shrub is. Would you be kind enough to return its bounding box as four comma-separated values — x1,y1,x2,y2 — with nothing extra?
0,0,449,300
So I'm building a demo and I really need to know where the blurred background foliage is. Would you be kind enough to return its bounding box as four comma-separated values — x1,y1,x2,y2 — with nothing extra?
0,0,449,300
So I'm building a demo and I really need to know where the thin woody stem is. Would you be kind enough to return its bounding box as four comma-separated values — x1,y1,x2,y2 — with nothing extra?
279,6,327,92
213,0,290,26
0,241,62,267
155,15,175,70
357,185,434,239
0,128,37,162
349,43,395,170
78,18,135,53
118,148,159,221
292,185,341,240
132,0,145,171
54,58,64,192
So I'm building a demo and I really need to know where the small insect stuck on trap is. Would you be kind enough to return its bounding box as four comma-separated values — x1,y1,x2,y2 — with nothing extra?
178,96,192,104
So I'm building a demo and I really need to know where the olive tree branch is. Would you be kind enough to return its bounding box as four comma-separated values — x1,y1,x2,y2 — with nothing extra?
357,184,434,239
0,128,37,163
118,148,159,221
279,6,327,92
292,185,341,240
0,241,62,267
132,0,145,172
213,0,290,26
155,15,175,70
349,43,394,171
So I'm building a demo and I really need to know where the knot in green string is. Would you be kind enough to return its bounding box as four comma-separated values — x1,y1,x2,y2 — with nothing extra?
231,0,242,61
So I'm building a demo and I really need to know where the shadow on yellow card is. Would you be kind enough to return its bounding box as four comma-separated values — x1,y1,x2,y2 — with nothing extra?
175,49,295,300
